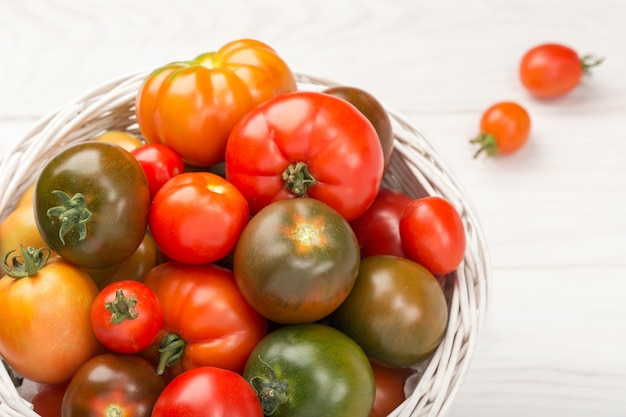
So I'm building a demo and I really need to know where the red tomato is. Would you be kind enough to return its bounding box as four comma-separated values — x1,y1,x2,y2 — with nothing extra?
349,187,413,258
225,90,384,221
135,39,297,167
369,362,416,417
130,143,184,200
31,383,68,417
90,280,164,354
470,101,531,158
148,172,249,264
519,43,603,98
152,366,263,417
141,262,268,378
399,196,466,275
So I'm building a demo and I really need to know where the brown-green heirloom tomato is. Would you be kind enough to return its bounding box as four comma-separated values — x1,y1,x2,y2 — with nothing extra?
34,141,150,269
243,324,375,417
330,255,449,368
233,198,360,324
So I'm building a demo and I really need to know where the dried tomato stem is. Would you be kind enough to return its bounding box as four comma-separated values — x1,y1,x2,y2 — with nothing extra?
46,190,93,244
157,333,186,375
1,246,50,278
249,355,289,415
282,162,316,196
105,289,139,324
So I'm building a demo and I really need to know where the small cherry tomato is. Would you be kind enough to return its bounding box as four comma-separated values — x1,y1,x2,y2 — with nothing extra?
399,196,466,275
152,366,263,417
130,143,185,200
148,172,249,264
519,43,603,98
94,130,144,152
369,362,416,417
90,280,163,354
470,101,531,158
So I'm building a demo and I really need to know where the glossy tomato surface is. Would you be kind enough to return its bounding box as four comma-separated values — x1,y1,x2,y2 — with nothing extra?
130,143,184,200
225,90,384,221
243,324,375,417
135,38,296,167
148,172,249,264
369,362,416,417
152,366,263,417
141,262,268,377
62,353,165,417
329,256,448,368
233,198,360,324
34,141,150,269
471,101,531,158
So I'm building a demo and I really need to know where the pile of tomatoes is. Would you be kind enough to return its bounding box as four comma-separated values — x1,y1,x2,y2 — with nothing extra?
0,39,468,417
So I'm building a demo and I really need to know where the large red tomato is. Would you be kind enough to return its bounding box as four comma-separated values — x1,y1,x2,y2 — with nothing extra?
141,262,268,378
135,39,297,167
225,90,384,221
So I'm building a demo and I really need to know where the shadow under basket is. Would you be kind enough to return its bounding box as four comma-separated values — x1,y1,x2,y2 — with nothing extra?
0,71,491,417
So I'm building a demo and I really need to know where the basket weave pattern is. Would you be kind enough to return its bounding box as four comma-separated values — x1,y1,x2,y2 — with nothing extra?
0,72,490,417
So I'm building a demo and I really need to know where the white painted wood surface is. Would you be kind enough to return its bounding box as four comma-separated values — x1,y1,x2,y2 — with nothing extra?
1,0,625,416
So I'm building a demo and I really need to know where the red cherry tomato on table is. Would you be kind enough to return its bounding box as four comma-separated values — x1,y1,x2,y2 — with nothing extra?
519,43,603,98
130,143,184,200
399,196,466,275
349,187,412,258
151,366,263,417
225,90,384,221
470,101,531,158
90,280,164,354
148,172,249,264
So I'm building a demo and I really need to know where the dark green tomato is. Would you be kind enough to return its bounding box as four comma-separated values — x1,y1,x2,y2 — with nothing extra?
34,142,150,269
323,85,394,171
329,255,448,368
243,323,375,417
62,353,166,417
233,198,360,324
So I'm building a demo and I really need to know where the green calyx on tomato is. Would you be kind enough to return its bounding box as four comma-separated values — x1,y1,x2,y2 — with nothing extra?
282,161,316,196
156,333,186,375
105,289,139,324
249,356,289,415
46,190,92,244
1,245,50,278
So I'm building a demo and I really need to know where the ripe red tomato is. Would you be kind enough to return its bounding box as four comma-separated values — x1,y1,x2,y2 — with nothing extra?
470,101,531,158
135,39,297,167
141,262,268,377
62,353,166,417
225,90,384,221
90,280,164,354
349,187,412,258
519,43,603,98
369,362,416,417
152,366,263,417
399,196,466,275
148,172,249,264
130,143,184,200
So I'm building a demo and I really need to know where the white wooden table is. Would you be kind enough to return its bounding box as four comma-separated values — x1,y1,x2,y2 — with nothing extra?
1,1,625,416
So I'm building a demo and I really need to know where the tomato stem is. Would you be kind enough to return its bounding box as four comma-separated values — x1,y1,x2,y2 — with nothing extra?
580,54,604,76
470,133,498,158
282,162,316,196
1,245,50,278
249,355,289,415
157,333,186,375
105,289,139,324
46,190,93,245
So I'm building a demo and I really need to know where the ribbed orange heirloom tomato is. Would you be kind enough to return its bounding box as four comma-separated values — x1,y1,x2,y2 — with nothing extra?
135,38,297,167
471,101,531,158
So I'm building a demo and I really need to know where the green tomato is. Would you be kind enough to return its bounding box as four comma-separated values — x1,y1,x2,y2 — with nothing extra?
243,323,375,417
34,141,150,269
329,255,449,368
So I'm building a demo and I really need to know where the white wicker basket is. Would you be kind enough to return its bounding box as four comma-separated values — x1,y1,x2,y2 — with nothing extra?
0,71,491,417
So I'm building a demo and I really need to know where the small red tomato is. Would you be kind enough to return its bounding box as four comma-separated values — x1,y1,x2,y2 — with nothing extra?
90,280,163,354
519,43,603,98
149,172,249,264
470,101,531,158
349,188,412,258
399,196,466,275
369,362,416,417
130,143,185,200
151,366,264,417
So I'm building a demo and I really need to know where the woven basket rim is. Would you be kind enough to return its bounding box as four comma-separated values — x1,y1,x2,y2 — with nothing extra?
0,70,491,417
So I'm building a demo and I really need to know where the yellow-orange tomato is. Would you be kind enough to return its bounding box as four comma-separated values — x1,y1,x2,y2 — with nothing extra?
0,201,50,260
135,38,297,167
0,248,103,384
94,130,143,152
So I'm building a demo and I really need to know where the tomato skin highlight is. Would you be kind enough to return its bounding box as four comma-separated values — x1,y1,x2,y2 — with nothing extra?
130,143,184,200
233,198,360,324
152,366,264,417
